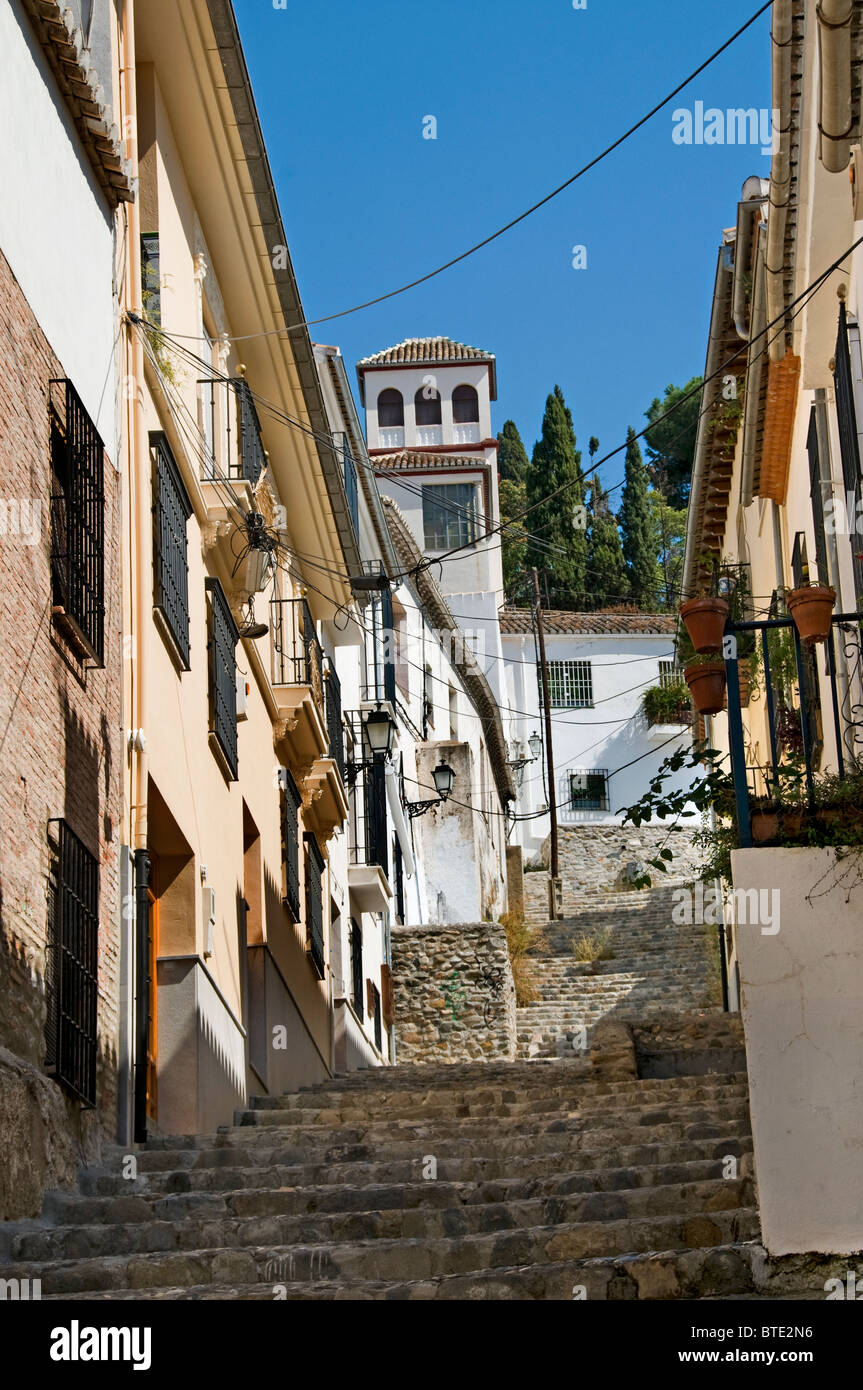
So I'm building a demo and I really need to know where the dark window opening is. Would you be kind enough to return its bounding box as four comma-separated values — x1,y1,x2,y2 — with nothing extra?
350,918,363,1020
367,980,382,1052
569,769,609,812
377,389,404,428
152,433,192,668
422,483,478,551
452,384,479,423
50,379,105,665
415,385,442,426
141,233,161,325
280,768,302,921
304,833,325,978
205,579,239,778
45,819,99,1106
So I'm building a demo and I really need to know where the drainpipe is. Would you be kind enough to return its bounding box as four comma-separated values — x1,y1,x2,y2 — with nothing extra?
766,0,793,363
119,0,149,852
818,0,854,174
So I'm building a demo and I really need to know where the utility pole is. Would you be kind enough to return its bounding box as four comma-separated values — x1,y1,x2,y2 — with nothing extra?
532,567,560,919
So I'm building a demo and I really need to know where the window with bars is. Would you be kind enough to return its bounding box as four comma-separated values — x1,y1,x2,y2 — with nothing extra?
152,434,192,668
45,819,99,1106
349,918,363,1020
422,483,478,550
833,303,863,605
205,579,239,779
49,379,105,665
569,769,609,811
141,233,161,325
280,768,302,921
304,833,325,978
393,834,405,924
539,660,593,709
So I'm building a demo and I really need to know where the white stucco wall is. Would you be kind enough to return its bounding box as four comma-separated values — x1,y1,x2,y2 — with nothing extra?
732,846,863,1256
0,0,117,449
502,628,695,858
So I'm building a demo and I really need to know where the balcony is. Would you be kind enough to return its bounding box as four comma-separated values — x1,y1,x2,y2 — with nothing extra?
345,712,392,914
198,374,266,524
453,423,481,445
303,662,349,842
379,427,404,449
270,597,328,779
336,432,360,539
416,426,443,447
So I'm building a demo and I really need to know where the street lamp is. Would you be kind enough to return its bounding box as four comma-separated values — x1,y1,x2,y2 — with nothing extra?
363,704,396,758
508,731,543,775
405,759,456,819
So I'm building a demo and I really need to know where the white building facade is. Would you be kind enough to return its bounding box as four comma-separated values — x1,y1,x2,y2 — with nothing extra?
500,611,696,860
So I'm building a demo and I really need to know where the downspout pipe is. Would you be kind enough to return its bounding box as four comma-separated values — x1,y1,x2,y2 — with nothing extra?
766,0,794,363
818,0,854,174
120,0,149,853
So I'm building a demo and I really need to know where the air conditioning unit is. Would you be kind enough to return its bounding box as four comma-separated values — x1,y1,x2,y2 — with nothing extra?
203,887,216,957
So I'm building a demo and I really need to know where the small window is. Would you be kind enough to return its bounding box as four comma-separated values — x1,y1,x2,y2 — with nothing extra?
377,388,404,428
423,664,435,729
658,660,681,688
350,918,363,1019
50,379,106,665
45,819,99,1105
141,233,161,325
540,659,593,709
422,483,478,550
448,685,458,739
152,434,192,668
393,834,405,924
205,579,239,778
415,385,442,426
304,833,325,978
452,384,479,423
569,769,609,812
367,980,382,1052
280,768,302,921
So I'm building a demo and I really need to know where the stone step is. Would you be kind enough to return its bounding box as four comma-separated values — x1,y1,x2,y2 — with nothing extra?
3,1206,761,1296
78,1134,754,1200
6,1177,754,1264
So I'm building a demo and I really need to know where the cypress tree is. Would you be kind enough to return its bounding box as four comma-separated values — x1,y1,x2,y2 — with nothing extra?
619,427,657,609
526,385,587,607
587,477,629,609
497,420,530,484
499,476,528,601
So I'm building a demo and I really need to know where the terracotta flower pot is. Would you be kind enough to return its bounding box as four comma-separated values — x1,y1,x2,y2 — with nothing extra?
684,660,726,716
679,597,729,654
787,585,836,646
751,809,779,844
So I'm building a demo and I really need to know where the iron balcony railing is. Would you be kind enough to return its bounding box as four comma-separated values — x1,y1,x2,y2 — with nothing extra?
197,376,266,487
361,588,397,706
724,604,863,847
46,819,99,1106
346,713,389,876
304,833,326,978
324,661,345,779
271,596,325,705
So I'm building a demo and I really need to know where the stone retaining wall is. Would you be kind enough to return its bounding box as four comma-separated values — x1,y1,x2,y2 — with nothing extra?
391,923,517,1065
524,824,703,923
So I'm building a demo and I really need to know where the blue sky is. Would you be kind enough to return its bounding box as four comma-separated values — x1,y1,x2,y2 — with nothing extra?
234,0,771,494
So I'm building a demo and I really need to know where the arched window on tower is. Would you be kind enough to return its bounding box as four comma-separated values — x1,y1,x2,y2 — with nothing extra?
414,385,442,426
452,384,479,423
377,388,404,427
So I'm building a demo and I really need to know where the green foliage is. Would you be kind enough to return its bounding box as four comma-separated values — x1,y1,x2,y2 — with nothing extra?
619,428,657,610
497,419,530,484
499,476,528,600
644,377,703,509
526,385,587,607
642,679,690,725
649,491,688,611
586,476,628,608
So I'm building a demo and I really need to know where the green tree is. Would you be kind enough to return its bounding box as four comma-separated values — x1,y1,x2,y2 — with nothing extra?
497,420,530,484
586,477,629,608
619,427,657,609
499,476,528,601
644,377,703,509
649,490,688,611
526,385,587,606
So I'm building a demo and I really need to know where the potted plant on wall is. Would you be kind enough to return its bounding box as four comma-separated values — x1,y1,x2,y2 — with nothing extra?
787,577,836,646
683,653,727,715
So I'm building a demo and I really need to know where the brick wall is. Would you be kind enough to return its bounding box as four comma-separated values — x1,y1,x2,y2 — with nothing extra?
0,247,122,1218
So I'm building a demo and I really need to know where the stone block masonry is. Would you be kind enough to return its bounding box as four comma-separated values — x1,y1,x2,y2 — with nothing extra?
0,247,122,1218
391,923,517,1064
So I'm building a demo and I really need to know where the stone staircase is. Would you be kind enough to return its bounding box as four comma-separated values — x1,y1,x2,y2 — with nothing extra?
517,885,718,1060
0,1022,847,1300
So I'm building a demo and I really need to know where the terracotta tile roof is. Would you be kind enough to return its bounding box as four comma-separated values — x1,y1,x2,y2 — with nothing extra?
498,609,677,636
374,451,489,473
357,337,494,369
